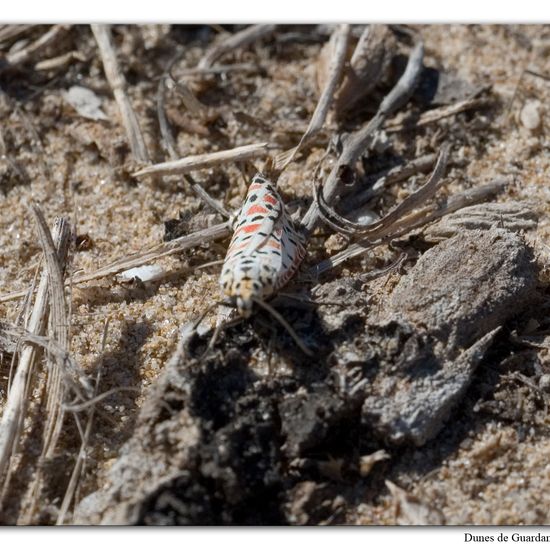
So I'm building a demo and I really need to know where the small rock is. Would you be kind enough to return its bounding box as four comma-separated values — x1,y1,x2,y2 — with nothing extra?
519,100,542,131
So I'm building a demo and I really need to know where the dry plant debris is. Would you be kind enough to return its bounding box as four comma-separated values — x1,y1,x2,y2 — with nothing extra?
0,24,549,526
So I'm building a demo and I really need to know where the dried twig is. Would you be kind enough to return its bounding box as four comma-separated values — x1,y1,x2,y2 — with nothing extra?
4,24,69,67
0,325,91,397
302,38,425,233
385,96,491,133
167,65,212,120
72,221,232,285
35,50,85,71
56,319,109,525
132,142,269,178
0,225,231,305
16,206,78,524
155,76,232,219
312,177,509,276
0,24,35,46
340,153,437,214
198,24,276,69
315,144,450,236
275,24,350,171
156,73,179,159
91,24,149,163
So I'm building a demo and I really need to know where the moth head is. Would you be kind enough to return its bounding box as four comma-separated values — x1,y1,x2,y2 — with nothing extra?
220,259,277,317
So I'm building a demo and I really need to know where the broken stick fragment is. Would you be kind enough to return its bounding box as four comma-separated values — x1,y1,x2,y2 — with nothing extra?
132,142,269,178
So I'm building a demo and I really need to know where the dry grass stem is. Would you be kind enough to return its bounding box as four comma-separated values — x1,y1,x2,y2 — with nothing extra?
0,220,232,303
341,153,437,214
0,24,35,46
334,25,394,117
133,142,269,178
35,50,85,71
5,25,69,67
0,214,70,491
91,24,150,163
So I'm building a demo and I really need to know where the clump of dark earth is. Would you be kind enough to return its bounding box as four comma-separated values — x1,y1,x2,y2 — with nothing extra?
75,227,538,525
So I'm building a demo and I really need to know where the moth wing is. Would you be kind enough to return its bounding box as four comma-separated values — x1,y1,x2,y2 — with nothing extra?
242,204,282,254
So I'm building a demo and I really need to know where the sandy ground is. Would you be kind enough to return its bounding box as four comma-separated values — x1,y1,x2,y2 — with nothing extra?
0,24,549,525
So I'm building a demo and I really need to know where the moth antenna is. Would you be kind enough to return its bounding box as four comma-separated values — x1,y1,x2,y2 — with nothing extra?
192,302,218,332
199,320,223,360
252,297,314,357
198,301,243,360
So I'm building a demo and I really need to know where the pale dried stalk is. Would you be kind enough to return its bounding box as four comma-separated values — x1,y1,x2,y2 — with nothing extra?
275,24,350,171
72,221,232,285
198,24,276,69
35,50,85,71
0,216,70,488
312,178,508,276
156,72,230,218
31,205,70,455
0,326,91,397
386,97,491,132
0,24,35,46
302,39,425,233
315,144,450,237
19,208,73,523
91,24,149,163
167,74,212,119
0,221,232,303
5,24,69,66
334,25,394,117
133,142,268,178
173,62,258,77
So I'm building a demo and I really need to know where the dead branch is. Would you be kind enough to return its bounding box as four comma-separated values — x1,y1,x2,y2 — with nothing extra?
35,50,85,71
311,177,509,276
275,24,350,171
91,24,150,163
0,25,35,47
133,142,269,178
302,38,425,234
198,25,277,69
0,233,231,305
72,221,232,285
315,144,450,236
386,96,492,132
340,153,437,214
